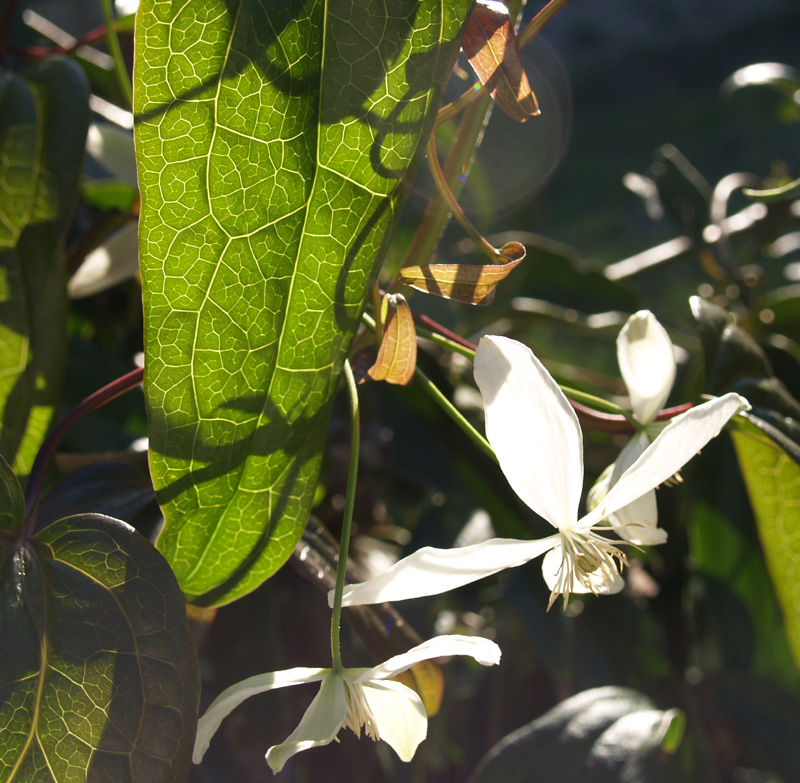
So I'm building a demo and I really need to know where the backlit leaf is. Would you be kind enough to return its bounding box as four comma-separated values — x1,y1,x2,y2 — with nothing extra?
134,0,473,604
399,240,525,304
462,0,539,122
368,293,417,385
731,416,800,671
0,59,89,479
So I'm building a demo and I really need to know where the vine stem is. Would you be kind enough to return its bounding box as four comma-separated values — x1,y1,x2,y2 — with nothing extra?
20,367,144,541
330,360,360,673
100,0,132,110
414,366,497,462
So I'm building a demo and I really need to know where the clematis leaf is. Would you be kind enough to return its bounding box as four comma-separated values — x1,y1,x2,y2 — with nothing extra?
134,0,473,605
0,58,89,479
0,457,200,782
461,0,539,122
731,415,800,671
399,241,525,305
368,294,417,385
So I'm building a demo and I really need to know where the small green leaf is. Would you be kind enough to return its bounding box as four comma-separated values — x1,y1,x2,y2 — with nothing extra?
0,511,200,782
134,0,472,604
0,59,90,479
731,416,800,671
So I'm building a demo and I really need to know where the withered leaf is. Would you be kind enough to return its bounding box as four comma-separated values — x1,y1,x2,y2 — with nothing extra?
399,241,525,305
462,0,539,122
368,293,418,385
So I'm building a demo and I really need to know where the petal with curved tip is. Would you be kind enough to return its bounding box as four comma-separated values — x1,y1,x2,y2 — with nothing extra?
356,634,502,682
266,675,348,773
617,311,676,424
541,544,625,596
336,536,559,607
193,667,327,763
361,680,427,762
605,432,667,545
474,336,583,528
583,393,749,528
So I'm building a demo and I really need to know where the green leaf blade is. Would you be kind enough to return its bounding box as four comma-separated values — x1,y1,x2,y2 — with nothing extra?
135,0,471,605
0,59,89,480
732,418,800,672
0,514,200,783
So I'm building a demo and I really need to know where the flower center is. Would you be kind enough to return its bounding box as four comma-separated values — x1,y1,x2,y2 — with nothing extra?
548,528,629,610
342,683,380,742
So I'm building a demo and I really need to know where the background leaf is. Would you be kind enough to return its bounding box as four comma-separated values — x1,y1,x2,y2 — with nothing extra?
731,416,800,671
134,0,472,605
0,505,199,782
467,686,684,783
0,59,89,479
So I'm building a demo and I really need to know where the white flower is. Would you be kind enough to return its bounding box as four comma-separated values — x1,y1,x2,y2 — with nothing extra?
192,635,500,774
336,335,749,610
588,311,677,546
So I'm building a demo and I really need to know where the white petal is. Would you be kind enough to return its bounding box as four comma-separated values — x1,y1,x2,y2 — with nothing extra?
583,393,749,527
68,222,140,299
355,634,502,683
266,674,347,773
361,680,427,762
605,433,667,545
336,536,559,607
85,123,138,186
474,336,583,527
192,667,327,764
611,489,666,546
541,544,625,595
617,311,676,424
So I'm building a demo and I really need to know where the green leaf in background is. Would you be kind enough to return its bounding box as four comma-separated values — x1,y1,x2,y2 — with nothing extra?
0,457,199,782
731,415,800,672
134,0,472,605
0,59,90,480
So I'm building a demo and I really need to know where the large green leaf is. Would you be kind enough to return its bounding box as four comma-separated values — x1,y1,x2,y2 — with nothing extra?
731,416,800,672
0,59,89,480
0,460,199,783
134,0,472,604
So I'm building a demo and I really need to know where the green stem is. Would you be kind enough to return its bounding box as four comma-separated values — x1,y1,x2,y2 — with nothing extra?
414,366,496,462
415,324,476,360
100,0,132,110
330,359,360,673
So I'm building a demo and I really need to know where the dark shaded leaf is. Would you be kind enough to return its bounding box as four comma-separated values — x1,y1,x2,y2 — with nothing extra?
0,58,89,478
0,466,199,783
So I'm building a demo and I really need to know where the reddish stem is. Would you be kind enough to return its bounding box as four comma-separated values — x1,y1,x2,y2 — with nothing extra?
20,366,144,540
6,24,108,60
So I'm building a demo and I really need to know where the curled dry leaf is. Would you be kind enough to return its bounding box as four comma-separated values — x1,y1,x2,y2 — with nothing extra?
368,293,418,385
399,241,525,305
461,0,539,122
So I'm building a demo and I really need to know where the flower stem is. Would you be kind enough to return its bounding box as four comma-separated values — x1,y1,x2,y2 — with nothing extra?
330,359,360,673
414,366,496,463
100,0,132,110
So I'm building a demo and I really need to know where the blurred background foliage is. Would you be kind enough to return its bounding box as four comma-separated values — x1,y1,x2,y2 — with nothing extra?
7,0,799,781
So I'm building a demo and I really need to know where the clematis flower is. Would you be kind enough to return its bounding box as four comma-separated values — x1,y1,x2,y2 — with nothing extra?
193,634,500,773
336,335,749,610
588,311,677,545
